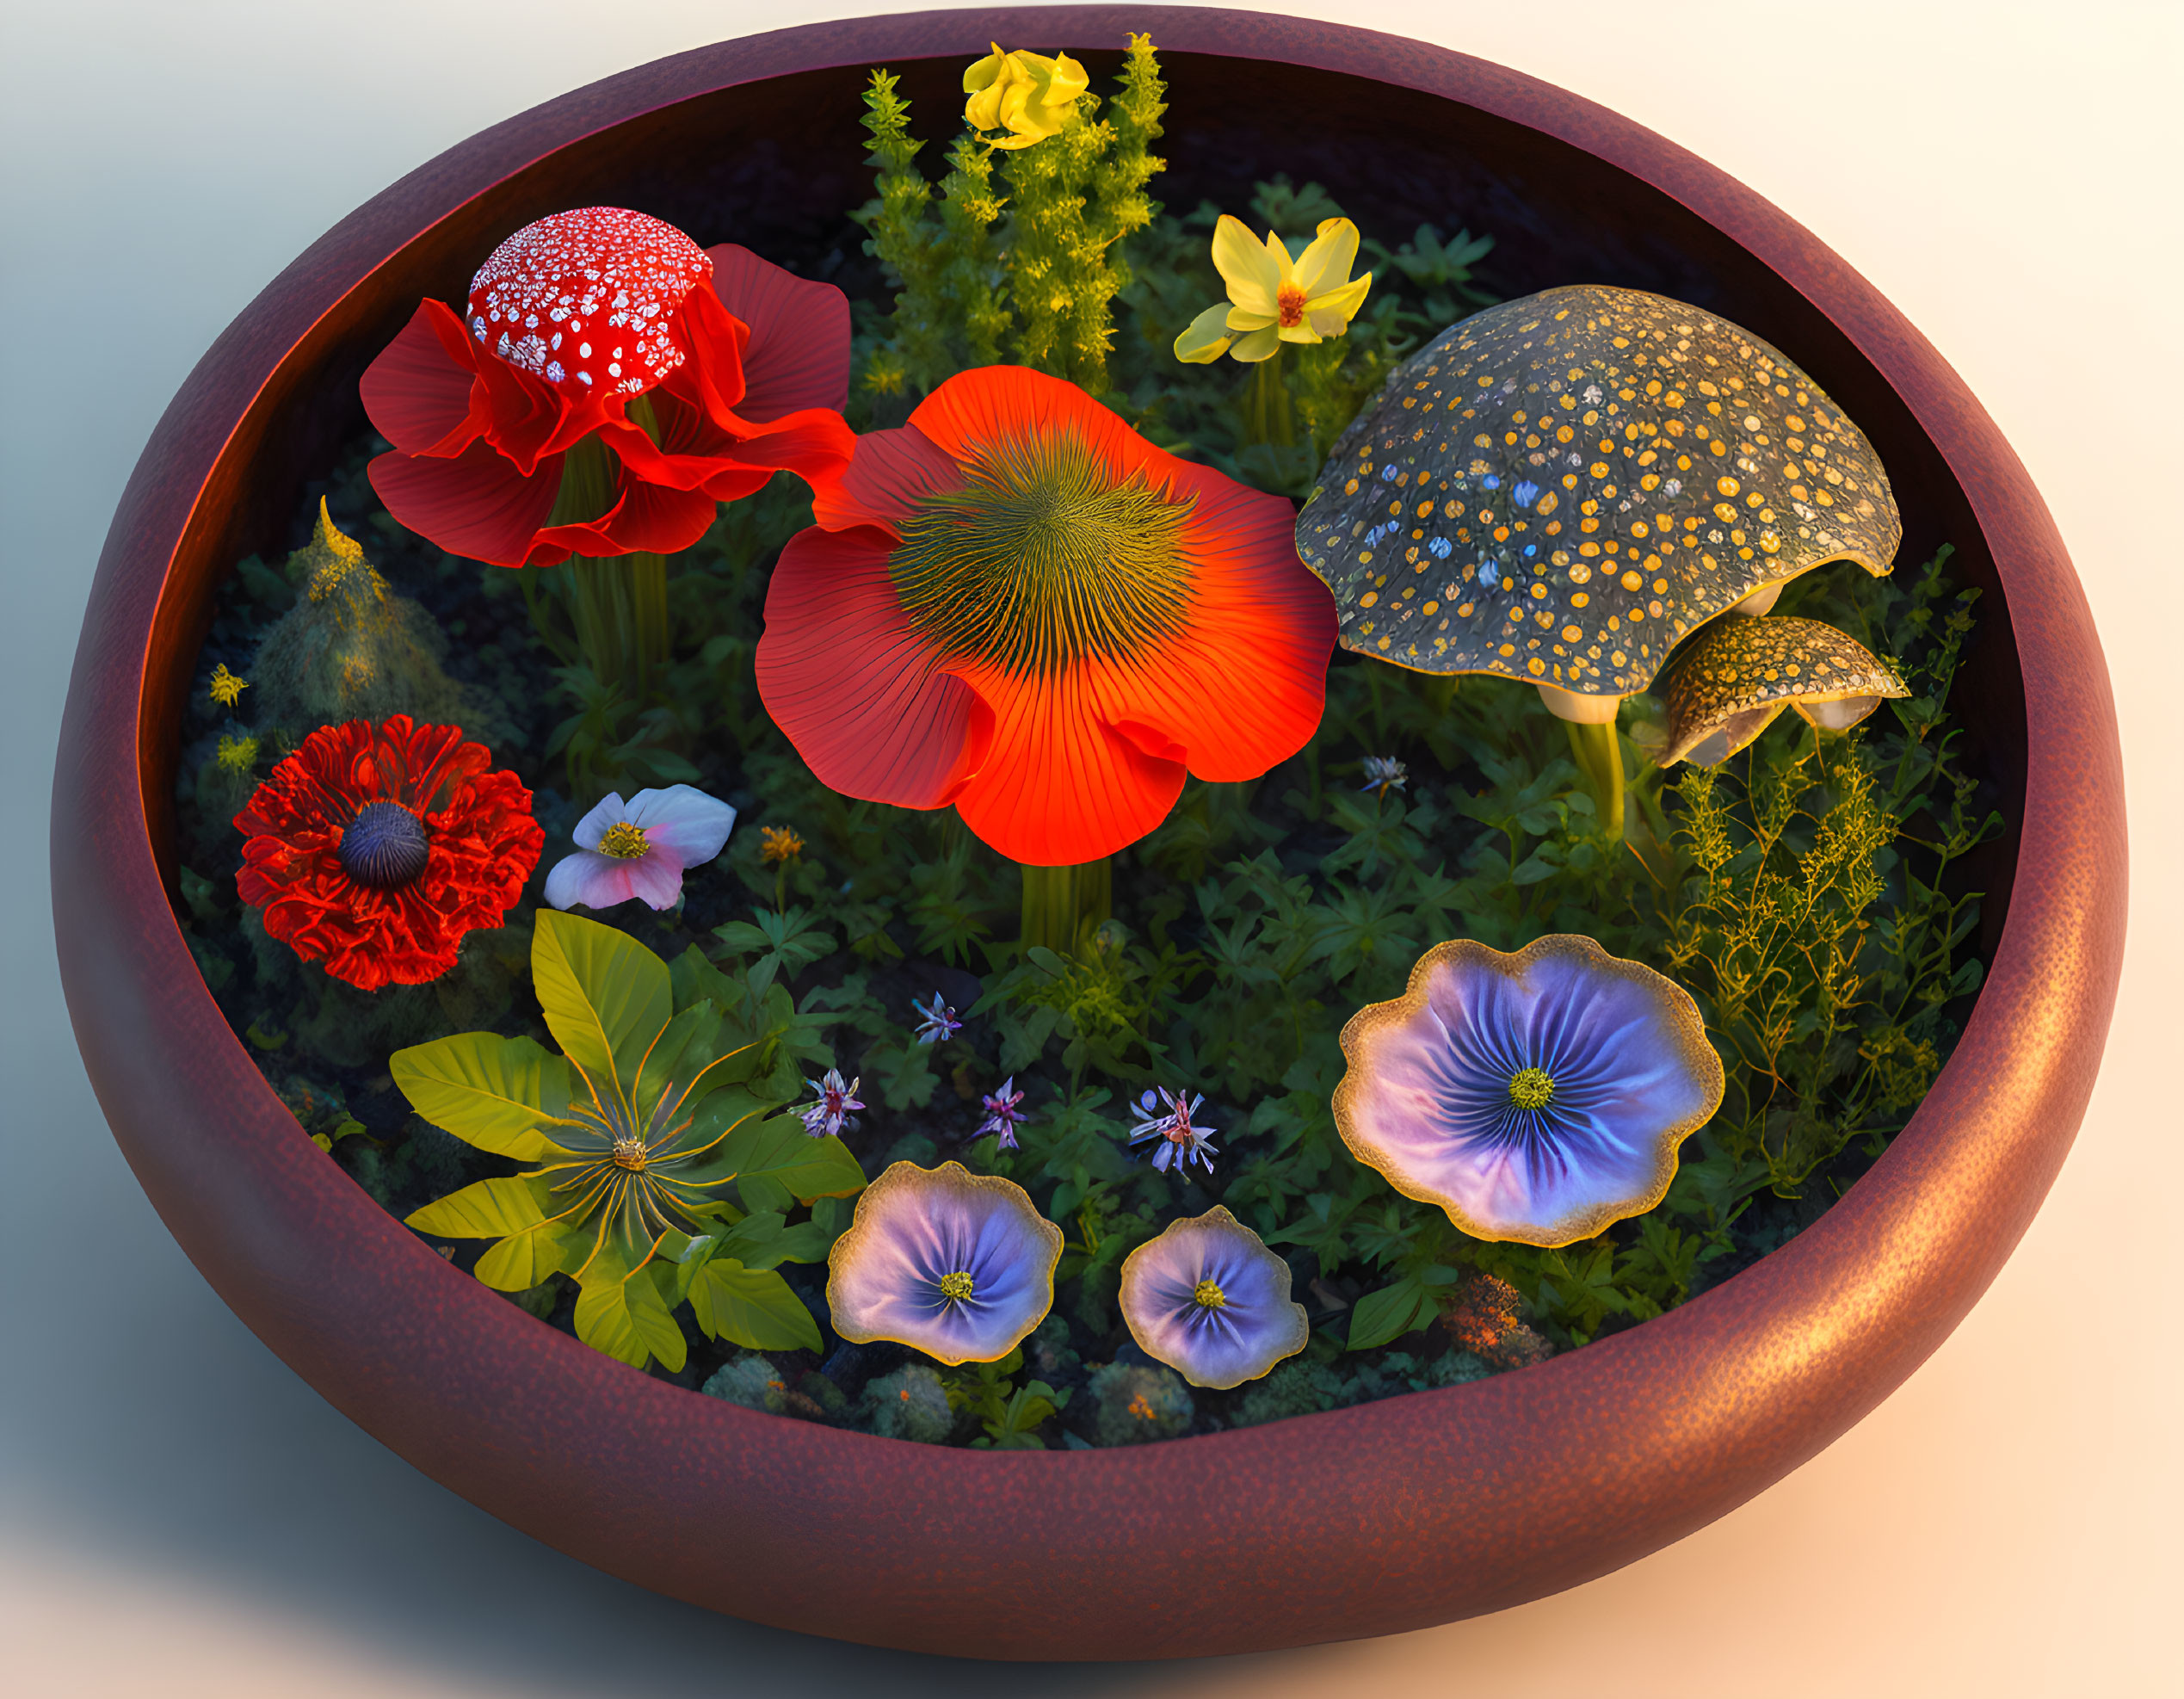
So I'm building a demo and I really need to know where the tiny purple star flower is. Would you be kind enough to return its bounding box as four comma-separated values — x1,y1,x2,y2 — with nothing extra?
801,1068,864,1139
1359,756,1409,797
911,990,963,1046
1128,1087,1219,1177
977,1077,1030,1150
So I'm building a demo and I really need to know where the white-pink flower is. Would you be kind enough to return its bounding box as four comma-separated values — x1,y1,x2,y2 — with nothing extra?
543,785,737,912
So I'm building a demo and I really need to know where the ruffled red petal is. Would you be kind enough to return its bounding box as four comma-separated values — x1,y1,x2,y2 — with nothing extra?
534,473,722,561
235,717,541,991
359,300,490,458
705,243,852,421
755,526,992,808
367,439,564,569
812,423,962,531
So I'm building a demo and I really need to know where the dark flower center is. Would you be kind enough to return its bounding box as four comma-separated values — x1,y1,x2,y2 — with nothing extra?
337,800,429,889
1507,1066,1557,1111
939,1270,976,1304
891,429,1196,675
1192,1279,1227,1309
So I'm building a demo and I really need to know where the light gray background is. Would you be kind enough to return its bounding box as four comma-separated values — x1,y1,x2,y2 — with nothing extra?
4,3,2176,1692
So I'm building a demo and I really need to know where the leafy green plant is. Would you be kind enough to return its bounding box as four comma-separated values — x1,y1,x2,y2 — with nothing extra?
396,911,864,1371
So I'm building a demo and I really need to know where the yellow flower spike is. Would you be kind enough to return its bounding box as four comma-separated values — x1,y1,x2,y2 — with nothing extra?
962,44,1089,150
207,662,250,708
1173,215,1373,366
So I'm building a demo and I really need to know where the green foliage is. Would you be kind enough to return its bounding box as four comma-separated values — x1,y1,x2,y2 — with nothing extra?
1085,1360,1191,1444
394,911,862,1372
944,1345,1071,1449
854,35,1168,399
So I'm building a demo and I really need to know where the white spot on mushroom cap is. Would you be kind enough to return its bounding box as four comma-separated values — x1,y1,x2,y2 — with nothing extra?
466,207,712,400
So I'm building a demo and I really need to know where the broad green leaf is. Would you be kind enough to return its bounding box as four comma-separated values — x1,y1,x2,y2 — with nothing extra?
392,1033,569,1160
573,1260,687,1372
532,910,671,1105
1348,1278,1437,1350
688,1258,821,1351
474,1218,589,1291
671,944,744,1016
405,1177,551,1241
737,1173,796,1217
709,1115,867,1203
631,1000,723,1124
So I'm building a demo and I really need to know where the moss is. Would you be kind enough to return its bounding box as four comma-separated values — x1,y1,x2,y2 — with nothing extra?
1087,1361,1192,1445
701,1353,784,1412
863,1363,955,1443
1233,1358,1346,1427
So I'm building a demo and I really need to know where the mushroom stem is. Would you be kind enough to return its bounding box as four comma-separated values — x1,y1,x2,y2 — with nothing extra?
1563,719,1626,841
545,404,672,710
1021,858,1114,955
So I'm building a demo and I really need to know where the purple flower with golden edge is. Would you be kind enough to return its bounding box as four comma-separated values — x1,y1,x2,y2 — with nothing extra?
1128,1087,1218,1176
826,1161,1063,1365
1333,936,1724,1246
1118,1207,1310,1390
911,991,963,1046
544,785,736,912
801,1068,863,1139
976,1076,1029,1149
1359,755,1409,797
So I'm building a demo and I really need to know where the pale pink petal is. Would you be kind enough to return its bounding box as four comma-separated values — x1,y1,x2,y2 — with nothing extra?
622,852,688,911
570,793,630,851
624,785,736,867
546,849,639,911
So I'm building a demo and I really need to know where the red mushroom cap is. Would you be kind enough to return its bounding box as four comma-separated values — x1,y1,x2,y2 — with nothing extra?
465,207,713,403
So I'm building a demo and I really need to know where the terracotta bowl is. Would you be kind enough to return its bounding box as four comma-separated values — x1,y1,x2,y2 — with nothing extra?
52,5,2125,1660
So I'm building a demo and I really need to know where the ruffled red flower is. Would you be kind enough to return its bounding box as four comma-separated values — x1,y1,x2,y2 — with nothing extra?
754,367,1336,864
361,207,854,567
234,717,544,991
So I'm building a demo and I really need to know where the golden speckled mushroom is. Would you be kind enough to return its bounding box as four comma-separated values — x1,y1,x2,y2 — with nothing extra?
1294,283,1901,833
1657,615,1909,767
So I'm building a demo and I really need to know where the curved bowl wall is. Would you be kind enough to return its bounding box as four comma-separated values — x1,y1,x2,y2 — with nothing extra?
51,5,2125,1661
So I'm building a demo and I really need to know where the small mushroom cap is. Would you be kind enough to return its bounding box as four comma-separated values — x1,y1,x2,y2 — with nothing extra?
1657,615,1908,766
465,207,714,402
1295,283,1901,700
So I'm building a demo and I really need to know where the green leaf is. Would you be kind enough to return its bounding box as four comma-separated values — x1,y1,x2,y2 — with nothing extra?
392,1033,570,1160
405,1177,551,1241
687,1258,822,1351
712,1115,869,1203
573,1258,687,1372
532,909,671,1106
474,1218,589,1291
1348,1278,1437,1350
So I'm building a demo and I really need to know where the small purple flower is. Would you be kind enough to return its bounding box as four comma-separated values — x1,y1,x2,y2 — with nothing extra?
1333,936,1724,1245
976,1077,1029,1149
801,1068,864,1139
825,1161,1063,1365
1119,1208,1310,1389
910,990,963,1046
1128,1087,1219,1177
1359,755,1409,797
544,785,736,912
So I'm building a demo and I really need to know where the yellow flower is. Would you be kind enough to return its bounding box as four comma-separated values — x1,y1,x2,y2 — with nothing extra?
759,825,805,866
207,662,250,707
215,733,259,775
962,43,1089,150
1174,215,1373,365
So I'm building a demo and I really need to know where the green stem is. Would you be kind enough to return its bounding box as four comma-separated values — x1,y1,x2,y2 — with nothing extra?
1564,718,1626,841
1241,346,1295,449
1020,859,1114,955
544,404,672,702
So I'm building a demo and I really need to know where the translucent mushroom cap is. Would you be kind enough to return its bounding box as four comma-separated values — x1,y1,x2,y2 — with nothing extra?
1294,283,1901,701
1658,615,1909,766
1118,1207,1310,1390
465,207,715,402
1333,936,1724,1247
824,1161,1062,1365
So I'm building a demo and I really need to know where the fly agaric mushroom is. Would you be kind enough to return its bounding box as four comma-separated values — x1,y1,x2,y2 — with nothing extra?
1657,615,1909,767
1294,283,1900,835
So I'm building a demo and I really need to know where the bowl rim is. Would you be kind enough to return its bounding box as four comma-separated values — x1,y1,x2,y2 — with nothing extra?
51,4,2127,1661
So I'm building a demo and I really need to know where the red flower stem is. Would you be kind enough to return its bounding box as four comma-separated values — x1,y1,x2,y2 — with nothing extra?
1019,857,1113,955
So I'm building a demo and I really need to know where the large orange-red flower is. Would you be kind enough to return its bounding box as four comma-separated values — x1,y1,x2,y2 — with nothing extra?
361,207,854,567
754,368,1336,864
234,717,543,991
